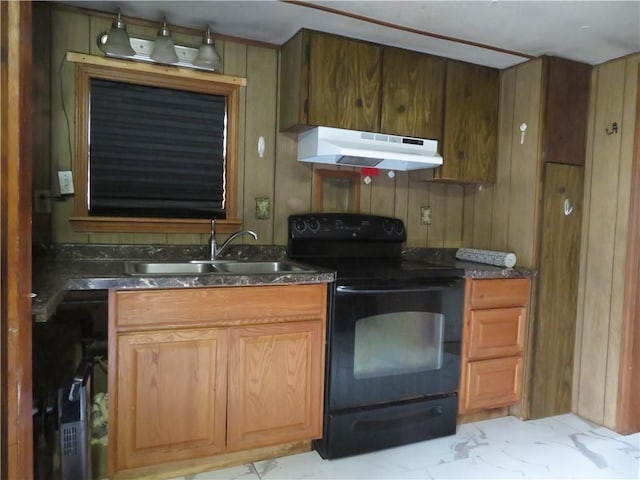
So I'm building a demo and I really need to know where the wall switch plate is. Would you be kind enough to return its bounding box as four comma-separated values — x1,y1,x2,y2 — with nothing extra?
420,206,432,225
58,170,74,195
34,189,51,213
255,197,270,220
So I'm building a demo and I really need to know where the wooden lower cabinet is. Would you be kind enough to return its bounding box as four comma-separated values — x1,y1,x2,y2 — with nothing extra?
227,322,323,451
108,284,327,477
114,328,228,470
459,278,530,415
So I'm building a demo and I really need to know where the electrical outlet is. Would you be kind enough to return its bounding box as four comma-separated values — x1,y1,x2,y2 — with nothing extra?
420,206,432,225
58,170,74,195
255,197,270,220
34,189,51,213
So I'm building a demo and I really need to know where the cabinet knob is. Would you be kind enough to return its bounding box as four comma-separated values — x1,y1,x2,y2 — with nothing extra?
355,98,363,108
398,105,406,113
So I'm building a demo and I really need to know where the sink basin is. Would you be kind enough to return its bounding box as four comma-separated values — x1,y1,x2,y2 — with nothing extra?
124,260,315,276
208,261,311,274
124,262,219,275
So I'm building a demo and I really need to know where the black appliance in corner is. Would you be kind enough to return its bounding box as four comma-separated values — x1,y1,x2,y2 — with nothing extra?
288,213,465,459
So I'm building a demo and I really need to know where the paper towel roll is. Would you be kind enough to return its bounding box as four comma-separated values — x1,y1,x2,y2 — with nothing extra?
456,248,517,268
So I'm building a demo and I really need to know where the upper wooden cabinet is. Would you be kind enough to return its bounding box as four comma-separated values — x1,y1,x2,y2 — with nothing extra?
381,47,445,139
279,30,446,139
280,30,382,133
541,56,591,166
434,60,500,184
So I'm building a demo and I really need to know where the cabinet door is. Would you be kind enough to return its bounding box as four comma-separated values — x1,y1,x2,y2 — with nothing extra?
436,60,499,183
463,356,523,412
381,47,445,139
227,321,324,451
307,32,381,131
113,328,227,471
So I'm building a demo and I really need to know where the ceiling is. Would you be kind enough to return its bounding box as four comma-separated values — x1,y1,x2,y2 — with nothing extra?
61,0,640,69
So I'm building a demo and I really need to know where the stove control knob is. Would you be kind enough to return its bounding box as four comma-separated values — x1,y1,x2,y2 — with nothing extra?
382,219,393,234
307,218,320,232
294,218,306,232
393,221,404,235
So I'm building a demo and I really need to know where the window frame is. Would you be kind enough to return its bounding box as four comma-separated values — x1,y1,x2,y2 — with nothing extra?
69,53,245,234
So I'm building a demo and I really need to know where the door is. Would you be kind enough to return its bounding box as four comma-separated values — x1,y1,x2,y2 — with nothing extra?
329,278,464,410
226,321,324,451
530,162,584,418
114,328,228,471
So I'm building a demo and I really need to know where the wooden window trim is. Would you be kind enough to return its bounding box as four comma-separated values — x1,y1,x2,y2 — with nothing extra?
67,53,246,234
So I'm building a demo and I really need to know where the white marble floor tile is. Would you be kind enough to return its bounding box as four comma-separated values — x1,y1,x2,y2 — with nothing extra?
178,414,639,480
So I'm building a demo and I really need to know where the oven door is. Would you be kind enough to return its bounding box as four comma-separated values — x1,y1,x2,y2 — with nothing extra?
328,277,464,411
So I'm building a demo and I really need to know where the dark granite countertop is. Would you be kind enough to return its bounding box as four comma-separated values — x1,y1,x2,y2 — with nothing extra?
32,244,535,323
32,244,335,323
402,248,537,279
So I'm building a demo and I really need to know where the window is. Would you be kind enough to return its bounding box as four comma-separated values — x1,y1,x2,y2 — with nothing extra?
69,54,245,233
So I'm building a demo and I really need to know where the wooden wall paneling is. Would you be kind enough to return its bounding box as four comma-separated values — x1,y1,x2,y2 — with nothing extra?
573,65,599,412
444,184,464,247
393,171,410,227
491,67,517,251
576,59,626,426
359,170,372,214
369,172,396,218
616,63,640,435
470,185,494,249
32,3,52,245
530,163,584,418
406,181,430,246
243,46,278,244
3,2,34,477
461,184,476,246
272,129,312,245
505,59,543,267
426,182,447,247
50,8,89,243
166,233,203,245
604,55,640,427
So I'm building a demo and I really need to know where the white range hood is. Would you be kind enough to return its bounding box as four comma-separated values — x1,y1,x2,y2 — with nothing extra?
297,126,443,171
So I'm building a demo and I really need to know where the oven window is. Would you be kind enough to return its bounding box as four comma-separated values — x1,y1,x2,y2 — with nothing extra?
353,312,444,379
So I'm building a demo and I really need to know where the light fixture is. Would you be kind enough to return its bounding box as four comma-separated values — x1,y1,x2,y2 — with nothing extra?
97,15,221,73
101,11,134,56
192,27,222,72
150,20,178,64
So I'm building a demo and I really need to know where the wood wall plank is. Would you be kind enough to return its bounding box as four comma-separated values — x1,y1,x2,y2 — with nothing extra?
575,58,626,426
604,55,640,427
505,59,543,267
490,67,516,251
243,46,278,243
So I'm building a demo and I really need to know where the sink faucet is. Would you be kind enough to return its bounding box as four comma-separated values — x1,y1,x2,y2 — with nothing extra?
209,220,258,261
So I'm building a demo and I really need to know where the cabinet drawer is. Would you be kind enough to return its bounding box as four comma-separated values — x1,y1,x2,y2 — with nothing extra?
469,278,529,309
463,356,523,412
111,284,326,329
468,307,526,360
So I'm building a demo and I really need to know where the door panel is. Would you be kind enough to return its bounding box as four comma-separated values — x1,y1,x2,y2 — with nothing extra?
115,328,227,470
530,163,584,418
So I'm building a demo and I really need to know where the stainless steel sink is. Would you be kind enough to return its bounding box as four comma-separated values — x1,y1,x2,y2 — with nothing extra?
207,260,310,274
124,260,315,276
124,262,219,275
